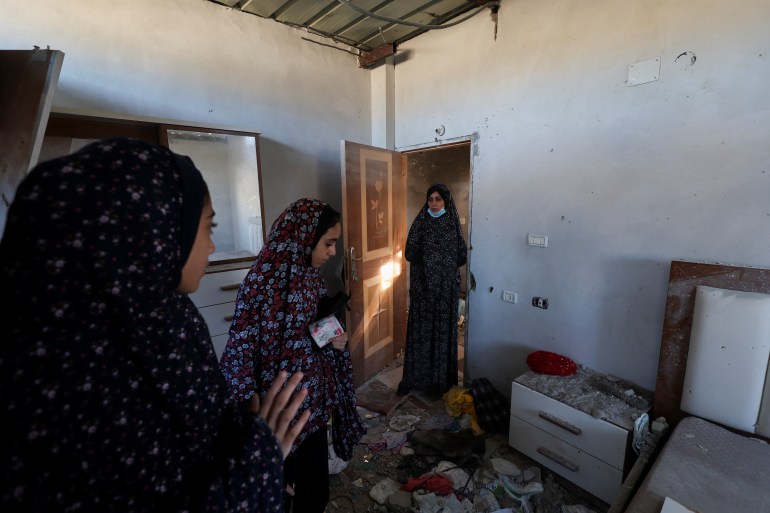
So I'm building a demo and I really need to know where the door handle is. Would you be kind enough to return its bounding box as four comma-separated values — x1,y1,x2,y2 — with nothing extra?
349,247,362,283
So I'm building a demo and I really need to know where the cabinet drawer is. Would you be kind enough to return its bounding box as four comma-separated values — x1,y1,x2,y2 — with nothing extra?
509,415,622,504
510,382,628,469
198,302,236,337
189,268,249,308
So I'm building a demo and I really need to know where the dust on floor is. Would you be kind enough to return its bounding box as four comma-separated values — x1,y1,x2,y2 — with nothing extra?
325,359,608,513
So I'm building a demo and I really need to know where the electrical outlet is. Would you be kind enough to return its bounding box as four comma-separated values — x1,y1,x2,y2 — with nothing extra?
502,291,517,304
532,297,549,309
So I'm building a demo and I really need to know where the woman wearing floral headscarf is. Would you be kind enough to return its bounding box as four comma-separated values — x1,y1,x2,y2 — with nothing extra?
397,183,468,399
220,198,365,513
0,138,308,512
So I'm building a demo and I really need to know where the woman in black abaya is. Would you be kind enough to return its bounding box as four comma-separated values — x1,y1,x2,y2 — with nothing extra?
397,183,467,398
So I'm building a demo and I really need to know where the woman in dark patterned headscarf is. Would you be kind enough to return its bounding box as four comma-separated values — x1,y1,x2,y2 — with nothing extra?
0,138,307,513
397,183,468,398
220,198,365,513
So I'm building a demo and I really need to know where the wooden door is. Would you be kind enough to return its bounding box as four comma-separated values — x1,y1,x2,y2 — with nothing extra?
341,141,407,387
0,48,64,237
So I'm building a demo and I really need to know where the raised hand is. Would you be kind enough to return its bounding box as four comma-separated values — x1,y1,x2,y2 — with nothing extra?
249,371,310,458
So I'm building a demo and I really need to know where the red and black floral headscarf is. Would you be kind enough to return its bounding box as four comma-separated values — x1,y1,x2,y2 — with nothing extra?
221,198,364,460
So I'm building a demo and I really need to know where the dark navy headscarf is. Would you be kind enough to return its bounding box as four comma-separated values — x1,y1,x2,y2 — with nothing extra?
0,138,284,512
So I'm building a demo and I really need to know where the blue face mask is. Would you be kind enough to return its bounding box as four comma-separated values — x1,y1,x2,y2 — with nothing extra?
427,207,446,218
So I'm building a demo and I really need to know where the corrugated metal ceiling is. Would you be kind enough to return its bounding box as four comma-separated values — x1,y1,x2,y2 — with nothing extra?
205,0,499,66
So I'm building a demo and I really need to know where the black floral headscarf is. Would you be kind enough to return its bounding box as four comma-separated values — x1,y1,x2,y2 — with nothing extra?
407,183,467,293
0,138,284,512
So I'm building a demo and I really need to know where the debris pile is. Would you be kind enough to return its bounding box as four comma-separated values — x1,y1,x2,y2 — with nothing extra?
516,367,652,430
327,391,605,513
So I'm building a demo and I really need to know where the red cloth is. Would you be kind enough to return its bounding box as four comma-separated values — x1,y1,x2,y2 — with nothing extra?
402,474,454,495
526,350,577,376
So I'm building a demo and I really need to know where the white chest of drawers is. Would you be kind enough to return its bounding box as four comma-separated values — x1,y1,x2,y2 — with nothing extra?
189,265,250,359
509,378,634,504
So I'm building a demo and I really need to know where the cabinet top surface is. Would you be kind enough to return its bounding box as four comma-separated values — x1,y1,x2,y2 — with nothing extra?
204,249,255,272
515,367,653,431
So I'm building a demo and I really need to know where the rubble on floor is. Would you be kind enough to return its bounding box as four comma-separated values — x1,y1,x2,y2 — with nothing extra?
327,390,607,513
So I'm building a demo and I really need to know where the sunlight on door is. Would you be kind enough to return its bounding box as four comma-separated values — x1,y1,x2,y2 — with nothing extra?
379,251,403,290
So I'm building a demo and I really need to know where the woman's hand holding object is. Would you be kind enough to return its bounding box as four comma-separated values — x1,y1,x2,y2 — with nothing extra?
330,332,348,351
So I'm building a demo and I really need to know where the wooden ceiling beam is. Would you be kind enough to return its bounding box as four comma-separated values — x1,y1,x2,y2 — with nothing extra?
358,42,396,68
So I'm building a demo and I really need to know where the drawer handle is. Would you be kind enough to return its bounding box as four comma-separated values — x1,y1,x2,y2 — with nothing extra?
538,411,582,435
224,315,234,322
537,446,579,473
220,283,241,292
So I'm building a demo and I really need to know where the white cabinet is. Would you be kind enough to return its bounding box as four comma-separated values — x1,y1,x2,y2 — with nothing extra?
509,379,632,504
189,265,250,359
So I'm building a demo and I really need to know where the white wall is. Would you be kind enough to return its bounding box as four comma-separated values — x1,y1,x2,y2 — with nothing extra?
5,0,770,396
0,0,371,227
394,0,770,393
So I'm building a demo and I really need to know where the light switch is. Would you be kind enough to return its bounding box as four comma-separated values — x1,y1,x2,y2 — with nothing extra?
527,234,548,247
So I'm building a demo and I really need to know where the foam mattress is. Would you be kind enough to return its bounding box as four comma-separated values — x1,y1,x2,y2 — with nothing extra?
624,416,770,513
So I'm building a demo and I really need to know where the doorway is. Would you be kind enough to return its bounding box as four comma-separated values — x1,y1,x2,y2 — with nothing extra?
339,138,473,388
403,141,472,385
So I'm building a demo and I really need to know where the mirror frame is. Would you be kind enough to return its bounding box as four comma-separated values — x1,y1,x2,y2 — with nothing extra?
42,113,266,268
160,124,266,266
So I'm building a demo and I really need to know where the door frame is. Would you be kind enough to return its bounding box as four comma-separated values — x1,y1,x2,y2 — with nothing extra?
397,134,476,386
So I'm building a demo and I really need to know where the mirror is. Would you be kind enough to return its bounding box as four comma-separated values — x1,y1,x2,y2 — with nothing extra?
39,115,266,266
164,127,265,265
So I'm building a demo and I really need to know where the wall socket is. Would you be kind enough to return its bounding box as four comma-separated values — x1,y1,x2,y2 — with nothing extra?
502,291,517,304
532,297,549,309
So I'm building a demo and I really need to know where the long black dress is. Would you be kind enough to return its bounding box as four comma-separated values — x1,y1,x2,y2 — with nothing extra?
0,138,285,512
400,183,467,397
